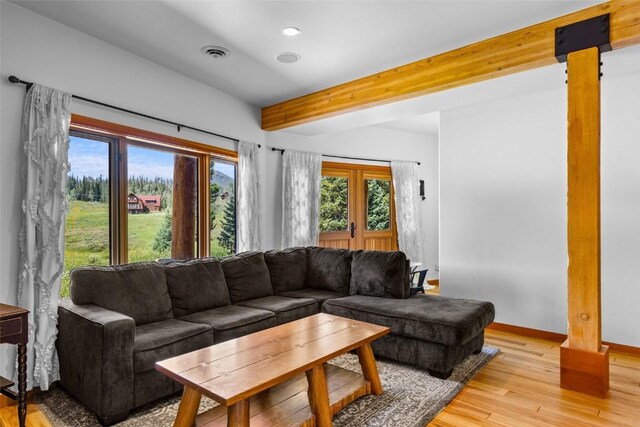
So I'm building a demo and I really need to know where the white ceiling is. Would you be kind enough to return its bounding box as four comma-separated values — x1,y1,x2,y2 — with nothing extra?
377,112,440,136
13,0,601,110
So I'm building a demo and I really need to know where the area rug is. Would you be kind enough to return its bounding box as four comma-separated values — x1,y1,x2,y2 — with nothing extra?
36,345,498,427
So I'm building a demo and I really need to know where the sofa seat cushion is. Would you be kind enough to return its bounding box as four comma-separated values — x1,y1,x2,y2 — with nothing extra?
237,296,318,325
265,247,307,293
307,247,352,294
322,294,495,346
181,305,276,344
221,252,273,304
134,319,211,373
277,289,346,309
163,258,230,317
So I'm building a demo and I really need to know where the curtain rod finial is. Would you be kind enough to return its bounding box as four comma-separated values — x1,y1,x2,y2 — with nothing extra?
8,75,19,84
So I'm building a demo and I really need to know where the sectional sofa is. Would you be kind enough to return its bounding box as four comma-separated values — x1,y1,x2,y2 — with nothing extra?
56,247,494,425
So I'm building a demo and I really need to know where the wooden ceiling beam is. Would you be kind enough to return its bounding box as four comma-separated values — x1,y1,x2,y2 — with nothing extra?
261,0,640,131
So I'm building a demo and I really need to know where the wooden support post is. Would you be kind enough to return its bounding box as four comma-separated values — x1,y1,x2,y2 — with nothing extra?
172,155,197,259
561,46,609,398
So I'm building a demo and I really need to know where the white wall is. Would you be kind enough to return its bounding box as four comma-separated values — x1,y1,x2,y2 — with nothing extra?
0,2,264,379
440,64,640,347
265,126,439,277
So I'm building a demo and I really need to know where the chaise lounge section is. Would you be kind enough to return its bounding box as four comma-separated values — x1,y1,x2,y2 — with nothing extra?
56,247,494,425
322,294,495,378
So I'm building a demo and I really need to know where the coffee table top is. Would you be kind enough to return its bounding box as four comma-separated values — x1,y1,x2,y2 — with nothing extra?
155,313,389,406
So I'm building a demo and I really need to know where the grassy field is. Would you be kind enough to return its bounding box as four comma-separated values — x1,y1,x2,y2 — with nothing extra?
62,199,233,297
62,200,169,297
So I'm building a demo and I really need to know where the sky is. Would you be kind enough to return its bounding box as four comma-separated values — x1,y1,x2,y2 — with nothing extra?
68,135,235,180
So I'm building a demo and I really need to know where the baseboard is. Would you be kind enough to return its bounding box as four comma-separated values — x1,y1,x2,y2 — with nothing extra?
603,341,640,357
427,279,439,286
487,322,566,342
487,322,640,356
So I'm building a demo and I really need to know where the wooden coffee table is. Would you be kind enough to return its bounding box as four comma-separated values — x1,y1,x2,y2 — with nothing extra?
156,313,390,427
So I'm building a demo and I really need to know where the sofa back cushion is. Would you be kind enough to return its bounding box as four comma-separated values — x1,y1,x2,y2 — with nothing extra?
70,262,173,325
163,258,231,317
221,252,273,303
307,247,352,294
349,250,410,299
265,247,307,293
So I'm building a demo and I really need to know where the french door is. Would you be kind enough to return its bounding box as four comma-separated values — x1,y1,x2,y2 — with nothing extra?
318,162,398,251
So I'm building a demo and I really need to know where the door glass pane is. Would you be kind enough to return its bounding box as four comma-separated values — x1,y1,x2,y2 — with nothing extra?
127,146,198,262
210,159,237,256
320,176,349,232
64,133,112,298
366,179,391,231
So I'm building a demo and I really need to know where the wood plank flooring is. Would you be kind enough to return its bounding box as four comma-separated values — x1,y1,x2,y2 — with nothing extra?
431,327,640,426
2,290,638,427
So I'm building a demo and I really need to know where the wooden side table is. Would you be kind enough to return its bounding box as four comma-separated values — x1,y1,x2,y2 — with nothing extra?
0,303,29,427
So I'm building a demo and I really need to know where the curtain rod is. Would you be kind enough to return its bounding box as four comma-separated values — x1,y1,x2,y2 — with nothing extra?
7,75,260,147
270,147,420,165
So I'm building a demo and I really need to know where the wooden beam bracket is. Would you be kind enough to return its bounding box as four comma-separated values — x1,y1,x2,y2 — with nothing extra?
556,14,611,63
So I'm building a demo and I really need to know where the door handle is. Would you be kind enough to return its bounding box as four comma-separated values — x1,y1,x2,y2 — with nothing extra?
350,222,357,238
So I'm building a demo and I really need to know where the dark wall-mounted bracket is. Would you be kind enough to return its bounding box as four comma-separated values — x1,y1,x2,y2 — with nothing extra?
555,14,611,63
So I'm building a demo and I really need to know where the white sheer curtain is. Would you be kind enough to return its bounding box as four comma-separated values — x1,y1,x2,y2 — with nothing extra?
237,141,262,252
281,150,322,248
17,84,72,390
391,161,424,264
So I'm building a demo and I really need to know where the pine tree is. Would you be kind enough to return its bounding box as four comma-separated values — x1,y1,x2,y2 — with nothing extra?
319,177,348,232
210,183,221,228
367,180,390,230
153,211,172,254
217,196,236,254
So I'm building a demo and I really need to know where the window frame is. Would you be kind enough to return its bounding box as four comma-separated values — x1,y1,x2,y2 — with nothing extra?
69,114,238,264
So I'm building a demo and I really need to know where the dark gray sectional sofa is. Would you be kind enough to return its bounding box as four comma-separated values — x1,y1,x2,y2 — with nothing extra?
56,247,494,425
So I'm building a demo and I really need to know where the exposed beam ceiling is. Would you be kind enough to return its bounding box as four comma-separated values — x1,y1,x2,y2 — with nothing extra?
262,0,640,131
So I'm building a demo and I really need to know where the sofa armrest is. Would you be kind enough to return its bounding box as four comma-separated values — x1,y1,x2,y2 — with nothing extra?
57,299,134,423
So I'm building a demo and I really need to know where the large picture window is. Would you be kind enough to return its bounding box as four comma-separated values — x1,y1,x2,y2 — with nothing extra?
62,115,237,297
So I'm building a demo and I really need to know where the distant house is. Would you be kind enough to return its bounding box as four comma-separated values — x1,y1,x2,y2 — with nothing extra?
220,191,230,200
127,193,161,214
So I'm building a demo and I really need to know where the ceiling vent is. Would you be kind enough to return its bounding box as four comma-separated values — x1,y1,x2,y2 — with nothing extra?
201,45,230,59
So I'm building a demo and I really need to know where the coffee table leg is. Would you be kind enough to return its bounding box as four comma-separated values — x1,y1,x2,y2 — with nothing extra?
305,363,332,427
357,343,383,395
227,399,250,427
173,386,201,427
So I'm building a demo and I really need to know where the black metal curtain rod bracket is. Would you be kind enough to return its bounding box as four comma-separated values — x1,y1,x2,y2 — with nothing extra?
7,75,246,145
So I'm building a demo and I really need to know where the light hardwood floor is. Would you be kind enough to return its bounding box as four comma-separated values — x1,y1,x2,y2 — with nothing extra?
2,291,638,427
431,328,640,426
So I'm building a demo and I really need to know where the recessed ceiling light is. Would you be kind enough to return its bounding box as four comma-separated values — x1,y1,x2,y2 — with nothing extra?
282,27,301,37
276,52,301,64
201,45,230,59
